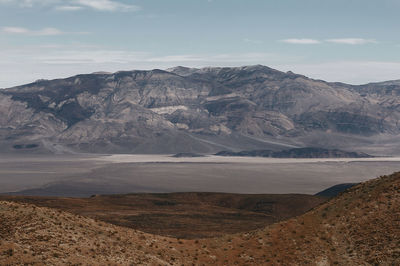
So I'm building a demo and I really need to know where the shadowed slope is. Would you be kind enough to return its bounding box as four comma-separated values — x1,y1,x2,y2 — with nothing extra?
0,193,326,239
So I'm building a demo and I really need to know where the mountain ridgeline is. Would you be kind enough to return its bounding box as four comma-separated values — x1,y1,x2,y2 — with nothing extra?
215,147,372,158
1,65,400,154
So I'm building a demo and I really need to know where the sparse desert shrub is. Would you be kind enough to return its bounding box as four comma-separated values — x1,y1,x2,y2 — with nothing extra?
4,248,13,257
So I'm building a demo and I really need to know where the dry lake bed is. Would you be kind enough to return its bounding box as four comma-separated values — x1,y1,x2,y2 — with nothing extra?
1,154,400,197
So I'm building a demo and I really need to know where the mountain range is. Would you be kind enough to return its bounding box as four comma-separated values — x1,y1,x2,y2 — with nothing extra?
1,65,400,155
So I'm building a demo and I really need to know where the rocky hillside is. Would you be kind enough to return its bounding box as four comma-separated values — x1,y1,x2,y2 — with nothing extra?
205,172,400,265
1,65,400,154
1,172,399,265
0,200,185,265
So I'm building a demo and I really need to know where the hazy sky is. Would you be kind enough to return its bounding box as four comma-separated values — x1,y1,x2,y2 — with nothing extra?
0,0,399,87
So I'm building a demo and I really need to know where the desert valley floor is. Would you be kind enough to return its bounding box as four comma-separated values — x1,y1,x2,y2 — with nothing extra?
1,154,400,197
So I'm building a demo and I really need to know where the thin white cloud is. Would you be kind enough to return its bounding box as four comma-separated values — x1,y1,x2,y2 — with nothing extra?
2,27,29,34
36,28,64,36
326,38,377,45
55,5,83,11
2,26,88,36
243,38,263,44
281,38,321,44
0,0,58,8
2,27,62,36
282,38,378,45
0,0,140,12
72,0,140,12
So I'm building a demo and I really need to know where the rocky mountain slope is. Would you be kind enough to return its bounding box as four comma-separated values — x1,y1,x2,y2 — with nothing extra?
1,172,399,265
1,65,400,154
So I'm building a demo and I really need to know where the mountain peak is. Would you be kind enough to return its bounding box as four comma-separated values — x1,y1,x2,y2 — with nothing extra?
166,66,199,76
166,65,283,77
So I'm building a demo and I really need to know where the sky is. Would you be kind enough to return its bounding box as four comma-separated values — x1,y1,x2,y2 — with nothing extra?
0,0,400,88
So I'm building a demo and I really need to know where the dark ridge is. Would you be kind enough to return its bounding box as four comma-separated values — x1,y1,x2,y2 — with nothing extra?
215,147,373,158
215,150,274,157
13,143,39,150
172,153,205,158
2,181,165,198
315,183,359,198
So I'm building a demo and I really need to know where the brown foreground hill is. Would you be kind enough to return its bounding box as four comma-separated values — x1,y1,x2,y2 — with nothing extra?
0,193,326,239
1,172,399,265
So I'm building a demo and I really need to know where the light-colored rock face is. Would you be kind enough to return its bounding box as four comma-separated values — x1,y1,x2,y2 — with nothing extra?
0,96,32,127
1,65,400,154
150,105,188,115
0,95,67,142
